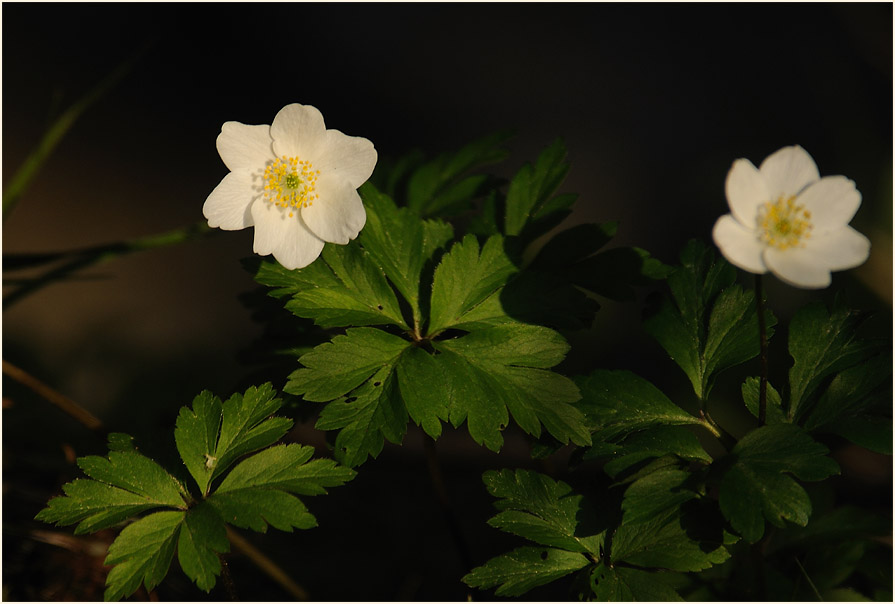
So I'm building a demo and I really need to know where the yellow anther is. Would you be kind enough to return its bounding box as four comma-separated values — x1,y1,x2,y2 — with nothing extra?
261,155,320,216
757,195,813,250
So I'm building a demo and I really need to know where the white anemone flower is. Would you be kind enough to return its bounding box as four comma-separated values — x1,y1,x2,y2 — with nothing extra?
712,145,870,289
203,103,377,269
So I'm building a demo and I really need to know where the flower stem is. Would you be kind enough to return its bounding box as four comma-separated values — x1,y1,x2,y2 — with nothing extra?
754,274,769,425
2,359,103,431
226,527,308,600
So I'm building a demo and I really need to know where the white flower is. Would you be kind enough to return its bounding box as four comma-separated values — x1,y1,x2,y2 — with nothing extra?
712,145,870,289
203,103,377,269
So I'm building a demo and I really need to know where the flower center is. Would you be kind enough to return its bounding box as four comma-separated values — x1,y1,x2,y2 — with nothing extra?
262,156,320,217
757,195,813,250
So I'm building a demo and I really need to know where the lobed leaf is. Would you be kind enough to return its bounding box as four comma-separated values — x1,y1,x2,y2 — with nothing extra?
427,234,517,335
742,376,786,424
718,424,840,542
103,510,183,601
504,138,573,238
576,369,703,442
462,546,590,597
176,502,229,592
590,563,683,601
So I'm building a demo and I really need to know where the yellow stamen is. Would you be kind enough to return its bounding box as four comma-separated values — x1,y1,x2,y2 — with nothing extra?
757,195,813,250
262,155,320,215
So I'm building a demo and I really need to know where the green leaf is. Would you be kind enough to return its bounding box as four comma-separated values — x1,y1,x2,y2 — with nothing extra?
286,327,410,402
718,424,840,543
103,510,183,601
315,368,408,466
359,185,454,327
590,426,712,478
208,443,354,530
576,369,704,442
643,239,775,400
504,139,573,238
742,377,786,424
436,323,590,451
590,563,684,601
177,502,229,592
395,345,450,439
427,234,517,334
36,450,188,534
283,242,408,329
767,505,892,555
406,131,511,217
483,469,602,554
612,467,729,571
800,352,892,453
175,384,292,496
787,298,880,421
462,546,590,597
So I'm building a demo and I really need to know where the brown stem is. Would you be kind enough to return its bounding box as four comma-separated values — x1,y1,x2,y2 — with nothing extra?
219,555,238,601
755,274,768,425
2,359,103,431
226,527,308,600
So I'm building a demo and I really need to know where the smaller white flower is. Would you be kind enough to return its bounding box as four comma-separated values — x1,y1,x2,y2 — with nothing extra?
203,103,377,269
712,145,870,289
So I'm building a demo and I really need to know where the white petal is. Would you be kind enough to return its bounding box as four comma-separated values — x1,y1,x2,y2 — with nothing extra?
302,174,367,244
251,199,325,269
203,171,256,230
271,103,327,160
314,129,378,188
725,158,768,229
217,122,273,172
251,200,287,256
804,226,871,271
759,145,820,198
712,214,767,274
797,175,862,234
763,247,831,289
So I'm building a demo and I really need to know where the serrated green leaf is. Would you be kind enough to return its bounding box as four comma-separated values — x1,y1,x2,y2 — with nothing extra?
177,502,228,592
358,184,454,328
462,546,590,597
286,327,410,402
576,369,704,442
175,384,292,496
505,139,571,237
77,451,187,506
800,353,892,453
483,469,602,554
207,489,316,532
36,478,182,535
107,433,136,452
436,323,590,451
427,234,517,334
248,254,342,299
612,467,729,571
787,298,880,421
395,346,450,439
406,131,511,216
742,377,786,424
283,242,408,329
591,426,712,478
643,240,775,400
315,368,408,466
718,424,840,543
104,510,183,601
590,563,684,601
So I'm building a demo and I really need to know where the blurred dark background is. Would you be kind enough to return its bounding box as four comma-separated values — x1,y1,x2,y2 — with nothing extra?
3,3,892,601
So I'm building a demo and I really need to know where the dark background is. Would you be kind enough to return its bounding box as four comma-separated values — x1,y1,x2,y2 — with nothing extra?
3,3,892,601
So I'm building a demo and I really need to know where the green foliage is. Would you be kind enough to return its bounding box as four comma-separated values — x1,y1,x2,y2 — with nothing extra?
36,385,354,600
716,424,839,543
643,239,776,400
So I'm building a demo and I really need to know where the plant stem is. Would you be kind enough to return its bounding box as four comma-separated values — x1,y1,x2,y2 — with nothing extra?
793,556,823,601
423,435,473,573
2,359,103,431
3,221,212,309
755,274,769,425
226,527,308,600
219,555,238,601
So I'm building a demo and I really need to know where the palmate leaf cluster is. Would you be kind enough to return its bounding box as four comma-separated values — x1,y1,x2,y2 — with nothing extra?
464,241,891,601
253,136,666,467
36,384,354,601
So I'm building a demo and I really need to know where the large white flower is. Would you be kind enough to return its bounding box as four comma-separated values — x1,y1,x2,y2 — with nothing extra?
203,103,377,269
712,145,870,289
